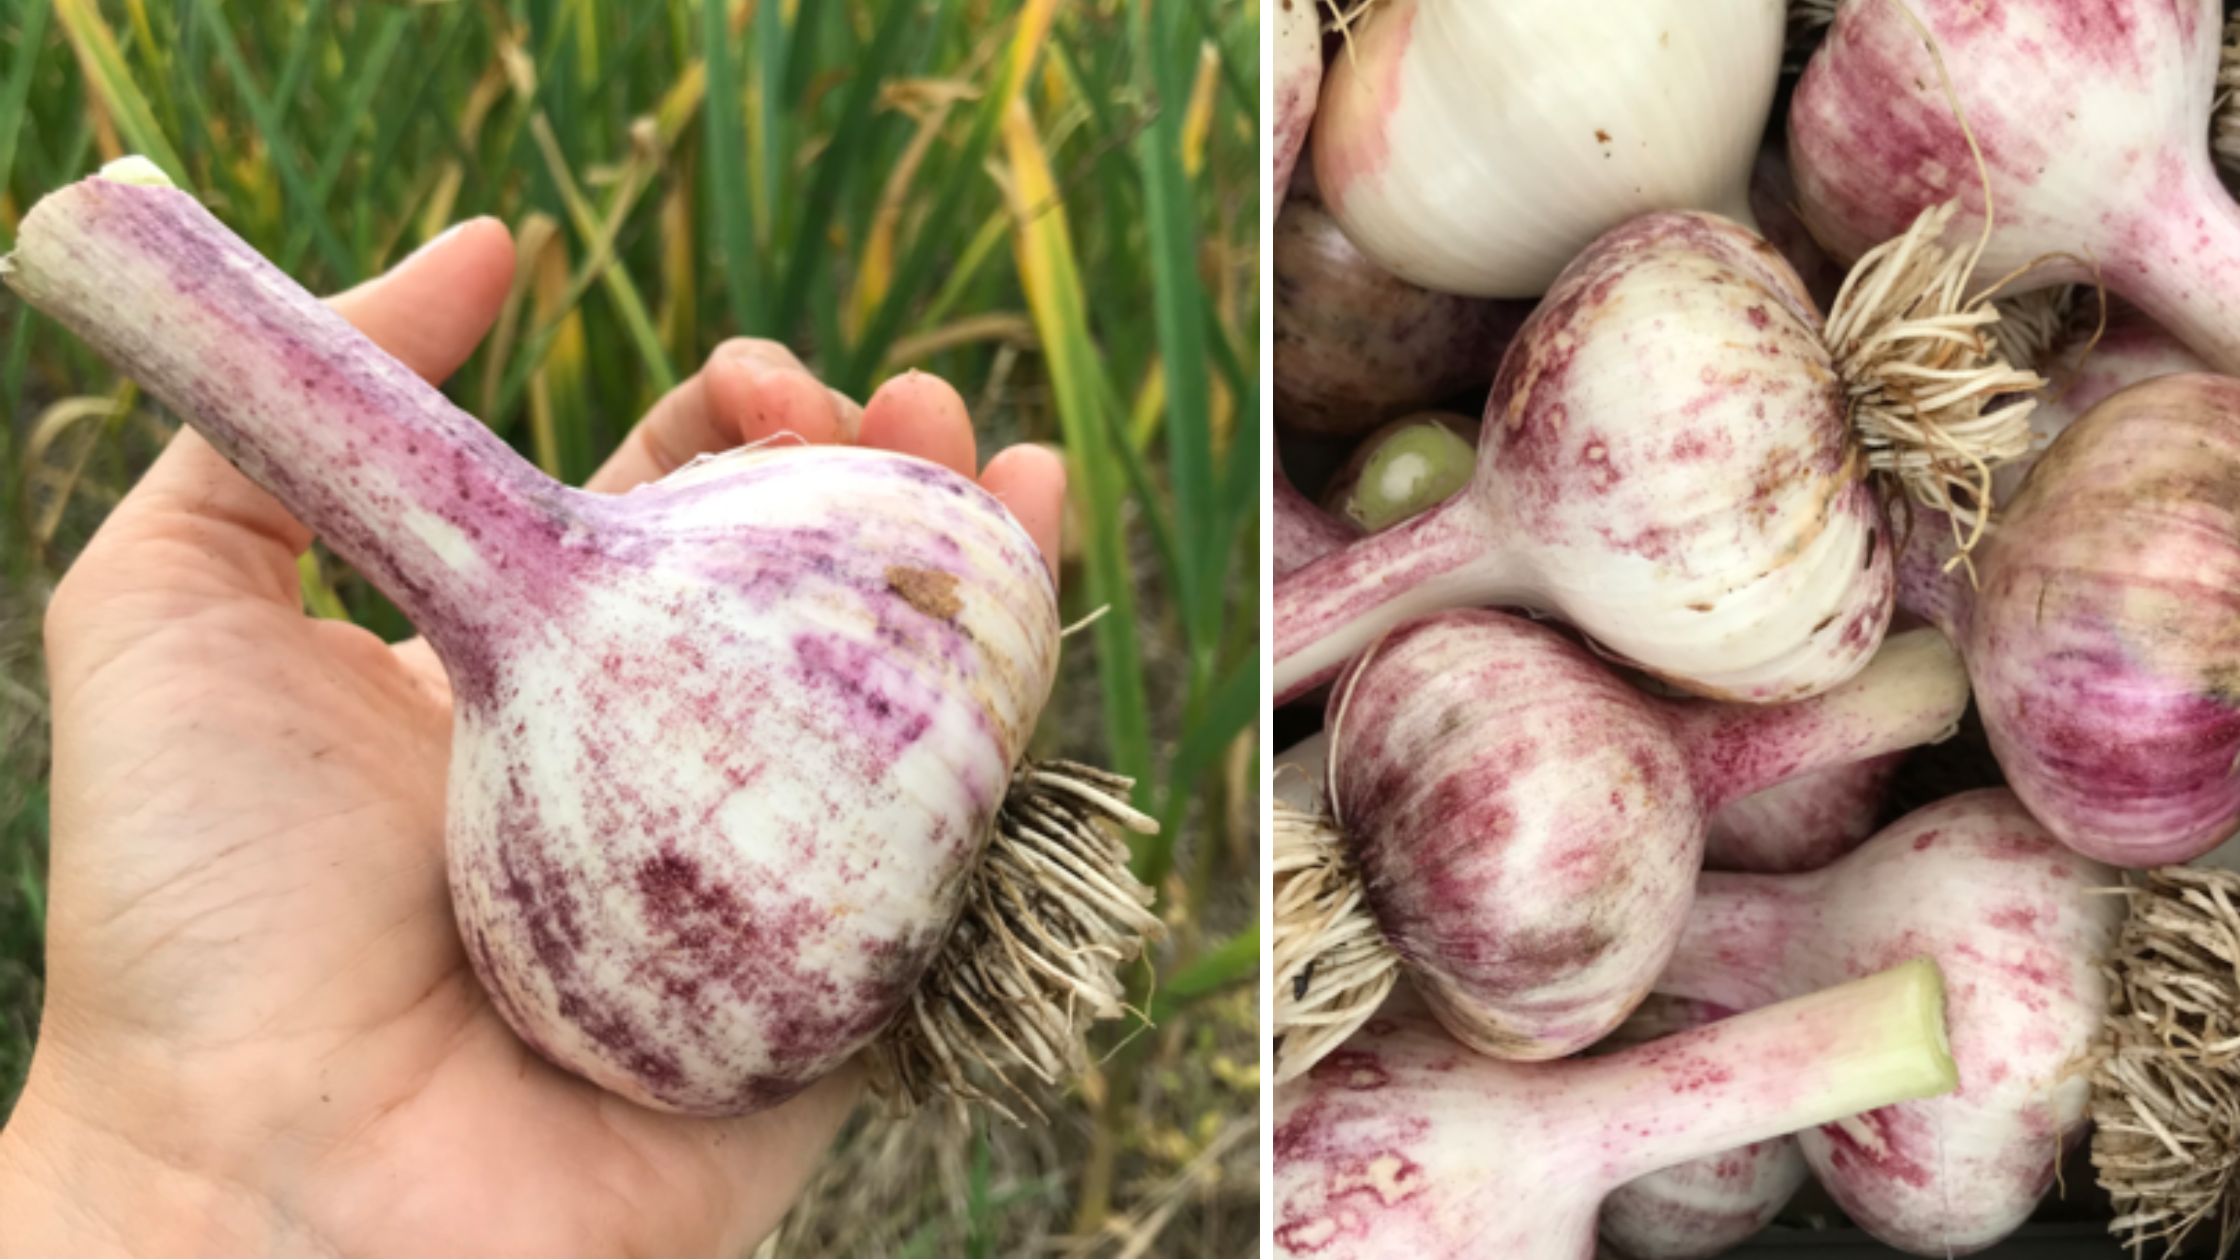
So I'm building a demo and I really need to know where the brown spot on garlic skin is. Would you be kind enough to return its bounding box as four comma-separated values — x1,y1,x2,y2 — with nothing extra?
885,565,962,620
1661,791,2121,1252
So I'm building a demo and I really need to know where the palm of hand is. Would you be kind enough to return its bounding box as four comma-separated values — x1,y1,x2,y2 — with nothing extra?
47,555,831,1255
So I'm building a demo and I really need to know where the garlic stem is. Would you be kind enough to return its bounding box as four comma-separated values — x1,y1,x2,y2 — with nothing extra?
1658,873,1812,1013
1273,498,1517,704
1575,958,1958,1183
1893,516,1975,641
1671,626,1967,810
5,163,569,651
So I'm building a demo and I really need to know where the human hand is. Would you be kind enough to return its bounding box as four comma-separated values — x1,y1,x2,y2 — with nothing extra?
0,219,1064,1256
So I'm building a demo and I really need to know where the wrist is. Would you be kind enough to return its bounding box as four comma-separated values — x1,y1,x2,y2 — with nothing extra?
0,1077,305,1256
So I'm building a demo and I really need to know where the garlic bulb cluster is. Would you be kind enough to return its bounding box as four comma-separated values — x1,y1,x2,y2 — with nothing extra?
1312,0,1784,297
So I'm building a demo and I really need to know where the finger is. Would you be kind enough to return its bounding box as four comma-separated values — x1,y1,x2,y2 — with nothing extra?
980,443,1065,582
78,219,517,610
857,371,976,479
587,340,864,493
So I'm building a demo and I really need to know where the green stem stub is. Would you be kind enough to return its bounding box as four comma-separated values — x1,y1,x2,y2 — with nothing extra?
97,155,176,188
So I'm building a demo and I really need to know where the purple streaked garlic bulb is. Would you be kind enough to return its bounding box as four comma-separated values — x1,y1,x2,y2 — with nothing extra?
4,161,1159,1118
1275,209,2036,708
1272,609,1968,1076
1904,373,2240,867
1789,0,2240,372
1658,790,2121,1253
442,445,1058,1114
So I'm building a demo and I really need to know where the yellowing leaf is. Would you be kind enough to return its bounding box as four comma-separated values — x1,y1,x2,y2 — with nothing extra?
53,0,186,180
1181,42,1218,177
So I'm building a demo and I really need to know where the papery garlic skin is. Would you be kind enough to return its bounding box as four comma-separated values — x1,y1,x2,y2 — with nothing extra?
1312,0,1783,297
1275,213,1893,706
1790,0,2240,372
1273,0,1321,210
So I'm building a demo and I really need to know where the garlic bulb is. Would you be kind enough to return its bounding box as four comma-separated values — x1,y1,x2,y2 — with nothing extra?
1312,0,1784,297
1273,190,1524,435
1789,0,2240,372
1276,213,1897,706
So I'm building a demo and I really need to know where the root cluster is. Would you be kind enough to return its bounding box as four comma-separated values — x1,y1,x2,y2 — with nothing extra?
1272,803,1397,1084
870,760,1162,1124
2092,867,2240,1259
